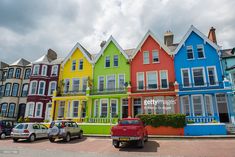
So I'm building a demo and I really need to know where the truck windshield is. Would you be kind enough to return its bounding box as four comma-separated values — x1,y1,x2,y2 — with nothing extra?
119,120,140,125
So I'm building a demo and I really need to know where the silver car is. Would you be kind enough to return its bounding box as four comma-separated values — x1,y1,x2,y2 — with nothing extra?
11,123,48,142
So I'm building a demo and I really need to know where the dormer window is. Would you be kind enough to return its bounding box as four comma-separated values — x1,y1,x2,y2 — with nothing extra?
186,46,194,60
197,45,205,59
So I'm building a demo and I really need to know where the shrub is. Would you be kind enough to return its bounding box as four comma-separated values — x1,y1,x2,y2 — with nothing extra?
136,114,186,128
24,117,30,122
17,116,24,123
187,120,195,124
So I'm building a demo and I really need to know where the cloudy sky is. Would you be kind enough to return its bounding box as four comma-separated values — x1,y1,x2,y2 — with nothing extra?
0,0,234,63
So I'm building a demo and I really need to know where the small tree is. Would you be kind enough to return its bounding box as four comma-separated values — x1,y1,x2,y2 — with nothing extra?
18,116,24,123
24,117,30,122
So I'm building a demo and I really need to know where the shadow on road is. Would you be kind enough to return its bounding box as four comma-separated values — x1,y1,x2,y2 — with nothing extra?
55,137,87,144
118,140,159,152
13,138,49,144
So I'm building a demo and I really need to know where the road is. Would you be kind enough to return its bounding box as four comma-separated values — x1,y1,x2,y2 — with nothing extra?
0,137,235,157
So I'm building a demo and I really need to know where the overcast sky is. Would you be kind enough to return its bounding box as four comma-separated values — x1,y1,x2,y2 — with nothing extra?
0,0,234,64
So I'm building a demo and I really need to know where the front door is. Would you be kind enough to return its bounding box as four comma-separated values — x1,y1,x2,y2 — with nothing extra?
17,104,26,120
216,94,229,123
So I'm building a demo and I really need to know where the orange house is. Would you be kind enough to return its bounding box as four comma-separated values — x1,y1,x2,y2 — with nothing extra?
128,30,179,117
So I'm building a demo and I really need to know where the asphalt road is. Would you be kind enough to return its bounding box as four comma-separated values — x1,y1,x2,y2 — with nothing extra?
0,137,235,157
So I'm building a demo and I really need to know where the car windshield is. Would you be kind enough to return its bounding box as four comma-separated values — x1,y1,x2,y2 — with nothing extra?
15,124,28,129
119,120,140,125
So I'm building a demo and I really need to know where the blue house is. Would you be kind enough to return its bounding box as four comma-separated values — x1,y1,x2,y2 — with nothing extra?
174,25,234,123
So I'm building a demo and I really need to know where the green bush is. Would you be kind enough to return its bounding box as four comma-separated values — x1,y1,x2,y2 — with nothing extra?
136,114,186,128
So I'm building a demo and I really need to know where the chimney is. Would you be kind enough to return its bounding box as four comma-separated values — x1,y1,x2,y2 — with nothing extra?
100,41,106,48
164,30,174,46
208,27,217,44
47,49,57,61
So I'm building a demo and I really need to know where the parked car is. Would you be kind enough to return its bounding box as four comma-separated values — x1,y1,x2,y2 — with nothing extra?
0,120,16,139
48,120,83,142
11,123,48,142
111,118,148,148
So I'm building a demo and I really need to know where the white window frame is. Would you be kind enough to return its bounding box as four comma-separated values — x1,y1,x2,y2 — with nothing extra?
72,78,80,92
106,74,116,90
137,72,145,90
192,67,206,87
41,65,47,76
58,101,65,118
205,94,214,116
146,71,158,90
192,94,205,116
35,102,43,118
105,56,110,68
94,100,99,117
118,74,125,90
159,70,169,89
206,66,218,86
152,50,159,63
29,80,38,95
110,99,118,117
78,59,83,70
15,68,21,78
180,96,191,116
113,55,119,67
82,77,88,92
64,79,70,93
100,99,108,117
33,65,40,75
71,60,76,71
186,45,194,60
48,81,57,96
143,51,150,64
197,44,205,59
181,68,192,88
51,65,58,76
25,102,35,118
72,100,79,118
98,76,105,91
38,80,46,95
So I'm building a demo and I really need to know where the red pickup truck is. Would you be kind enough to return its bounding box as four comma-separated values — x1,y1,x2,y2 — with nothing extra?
111,118,148,148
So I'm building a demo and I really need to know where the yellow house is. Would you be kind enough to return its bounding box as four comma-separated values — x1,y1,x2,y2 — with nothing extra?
51,42,93,122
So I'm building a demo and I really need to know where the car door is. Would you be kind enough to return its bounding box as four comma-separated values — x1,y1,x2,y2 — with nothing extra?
39,124,48,138
32,124,42,138
72,122,79,135
5,121,13,136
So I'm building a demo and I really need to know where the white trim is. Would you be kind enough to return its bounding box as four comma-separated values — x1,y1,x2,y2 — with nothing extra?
132,30,171,59
62,42,93,67
205,94,214,116
98,76,105,91
32,65,40,75
64,79,70,93
48,81,57,96
82,77,88,92
93,99,99,117
206,66,219,86
110,99,118,117
37,80,46,95
113,55,119,67
25,102,35,118
152,50,160,63
191,67,206,87
159,70,169,89
143,51,150,64
72,100,79,118
51,65,58,76
215,93,230,122
181,68,192,88
180,95,191,116
192,94,205,116
78,59,84,70
104,55,111,68
100,99,108,117
71,60,76,71
136,72,145,91
41,65,48,76
72,78,80,92
45,103,52,121
174,25,220,55
35,102,43,118
106,74,116,90
118,74,125,89
186,45,194,60
146,71,158,90
29,80,38,95
94,36,129,63
197,44,206,59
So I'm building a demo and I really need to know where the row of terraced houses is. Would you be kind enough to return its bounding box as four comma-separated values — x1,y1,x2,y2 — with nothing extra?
0,25,235,125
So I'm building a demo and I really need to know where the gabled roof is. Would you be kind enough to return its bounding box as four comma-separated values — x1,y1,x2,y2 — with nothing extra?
62,42,93,67
221,48,235,58
0,61,8,69
174,25,220,55
10,58,30,66
94,36,129,63
132,30,171,59
124,48,135,58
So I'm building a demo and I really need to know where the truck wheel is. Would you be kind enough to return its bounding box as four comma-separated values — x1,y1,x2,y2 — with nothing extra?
113,140,120,148
78,131,83,139
13,138,18,142
144,135,148,142
0,133,6,139
64,133,71,142
49,138,55,143
137,139,144,148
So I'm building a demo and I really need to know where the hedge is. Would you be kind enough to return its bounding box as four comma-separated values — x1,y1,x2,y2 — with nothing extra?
136,114,186,128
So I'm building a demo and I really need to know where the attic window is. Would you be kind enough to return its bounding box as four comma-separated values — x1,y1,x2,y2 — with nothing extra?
197,45,205,59
105,56,110,68
186,46,194,60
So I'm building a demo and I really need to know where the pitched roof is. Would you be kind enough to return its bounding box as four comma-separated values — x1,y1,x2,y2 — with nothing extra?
94,36,129,63
33,55,50,64
221,48,235,58
62,42,93,67
132,30,171,59
0,61,8,69
174,25,220,55
124,48,135,58
10,58,30,66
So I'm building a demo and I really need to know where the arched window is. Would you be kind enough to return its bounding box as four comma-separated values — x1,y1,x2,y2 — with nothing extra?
29,81,37,95
4,83,11,96
15,68,21,79
51,65,58,76
21,84,29,97
8,103,15,117
35,102,43,117
24,68,31,79
12,83,19,96
7,68,14,79
48,81,57,96
0,103,8,116
38,81,46,95
25,102,35,117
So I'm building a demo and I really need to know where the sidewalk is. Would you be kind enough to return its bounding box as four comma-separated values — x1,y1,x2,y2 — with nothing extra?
84,134,235,139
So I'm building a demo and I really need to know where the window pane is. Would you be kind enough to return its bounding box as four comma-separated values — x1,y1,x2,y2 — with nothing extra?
119,74,125,90
82,78,87,92
114,55,118,67
58,101,65,117
182,96,190,116
182,69,190,87
208,67,216,85
193,96,203,116
72,60,76,71
5,84,11,96
22,84,29,97
12,84,19,96
105,56,110,67
107,75,115,90
152,51,159,62
147,72,157,89
111,100,117,117
1,103,8,116
101,100,108,117
193,68,205,86
197,45,204,58
187,47,194,59
143,51,149,64
205,95,213,116
137,73,144,90
73,101,79,117
160,71,168,88
73,79,80,92
79,59,83,70
36,104,42,117
98,77,104,91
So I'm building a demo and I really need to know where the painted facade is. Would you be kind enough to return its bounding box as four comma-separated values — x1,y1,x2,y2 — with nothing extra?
129,30,178,118
25,50,62,122
0,58,31,121
90,36,130,119
51,43,93,122
174,25,234,123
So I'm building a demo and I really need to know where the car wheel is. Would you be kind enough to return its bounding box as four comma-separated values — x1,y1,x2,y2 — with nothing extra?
144,135,148,142
78,131,83,139
49,138,55,143
28,134,36,142
13,138,18,142
0,133,6,139
64,133,71,142
113,140,120,148
137,139,144,148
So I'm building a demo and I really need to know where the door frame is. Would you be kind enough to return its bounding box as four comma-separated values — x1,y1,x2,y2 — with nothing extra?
215,93,230,123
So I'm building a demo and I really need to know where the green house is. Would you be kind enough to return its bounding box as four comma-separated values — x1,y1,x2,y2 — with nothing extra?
90,36,131,119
